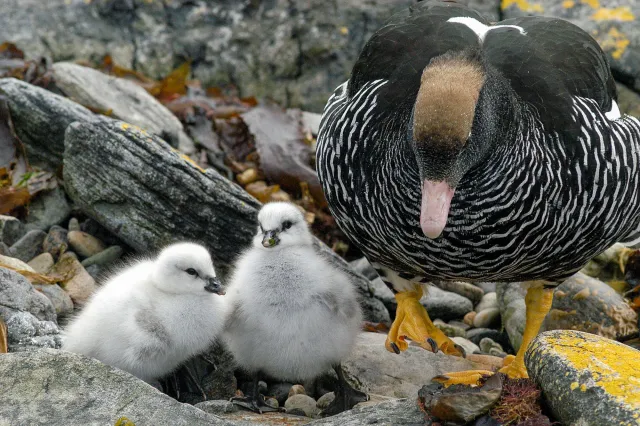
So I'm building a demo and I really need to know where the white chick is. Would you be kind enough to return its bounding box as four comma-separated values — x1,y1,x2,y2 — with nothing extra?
223,202,368,415
62,242,226,383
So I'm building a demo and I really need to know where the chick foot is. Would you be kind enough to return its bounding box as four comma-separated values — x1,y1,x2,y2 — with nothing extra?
385,285,464,356
231,394,282,414
321,365,369,416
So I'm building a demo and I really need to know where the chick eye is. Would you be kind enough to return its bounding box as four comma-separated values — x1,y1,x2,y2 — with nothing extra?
282,220,292,230
185,268,198,277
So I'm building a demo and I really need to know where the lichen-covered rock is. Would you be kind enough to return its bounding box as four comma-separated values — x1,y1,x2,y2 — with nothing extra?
52,61,191,150
0,267,56,323
525,330,640,426
0,78,101,170
543,273,638,340
0,349,231,425
502,1,640,93
42,225,68,261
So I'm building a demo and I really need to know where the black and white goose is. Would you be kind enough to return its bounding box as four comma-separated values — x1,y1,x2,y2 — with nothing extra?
316,0,640,384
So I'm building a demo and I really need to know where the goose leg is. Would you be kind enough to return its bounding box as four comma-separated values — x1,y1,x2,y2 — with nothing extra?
432,283,554,387
385,284,465,356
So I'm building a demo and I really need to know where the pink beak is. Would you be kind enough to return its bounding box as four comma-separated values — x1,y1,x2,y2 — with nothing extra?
420,180,454,239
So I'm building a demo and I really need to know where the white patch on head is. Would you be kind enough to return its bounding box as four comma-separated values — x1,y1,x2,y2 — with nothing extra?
605,100,621,120
447,17,526,44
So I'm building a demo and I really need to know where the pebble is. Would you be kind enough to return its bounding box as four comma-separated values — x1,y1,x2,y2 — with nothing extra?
84,264,103,281
435,281,484,305
68,217,80,232
9,229,46,262
449,320,471,331
67,231,106,259
434,319,467,338
268,382,295,405
288,384,306,398
464,311,477,326
451,336,480,355
423,286,474,321
52,252,96,305
316,392,335,409
27,253,54,274
0,215,25,246
543,272,638,341
24,187,71,231
466,328,513,353
81,245,123,268
479,337,506,358
264,397,279,409
475,292,497,312
0,255,35,272
526,330,640,426
475,282,497,294
33,284,74,318
473,308,501,329
284,394,319,417
418,374,503,423
6,311,62,352
42,225,68,261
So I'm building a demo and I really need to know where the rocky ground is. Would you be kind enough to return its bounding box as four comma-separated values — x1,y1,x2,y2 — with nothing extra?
1,0,640,425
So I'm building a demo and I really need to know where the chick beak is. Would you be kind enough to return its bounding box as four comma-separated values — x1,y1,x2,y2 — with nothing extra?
204,277,225,295
262,230,280,248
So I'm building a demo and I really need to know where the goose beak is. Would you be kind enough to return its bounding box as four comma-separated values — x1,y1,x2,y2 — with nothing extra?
204,277,224,295
262,230,280,248
420,180,454,239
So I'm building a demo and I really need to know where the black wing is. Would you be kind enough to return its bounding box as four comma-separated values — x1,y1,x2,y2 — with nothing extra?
483,16,617,136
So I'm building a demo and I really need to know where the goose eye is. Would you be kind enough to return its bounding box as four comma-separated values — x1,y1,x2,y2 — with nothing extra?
282,220,292,230
185,268,198,277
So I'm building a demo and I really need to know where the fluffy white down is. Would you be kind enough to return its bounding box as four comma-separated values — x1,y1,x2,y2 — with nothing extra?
62,243,227,383
223,203,363,382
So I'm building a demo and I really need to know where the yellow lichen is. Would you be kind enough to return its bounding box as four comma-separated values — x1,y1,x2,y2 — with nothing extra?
595,28,630,60
570,381,579,390
501,0,544,13
114,417,135,426
580,383,587,392
591,7,635,22
178,153,206,173
573,287,591,301
546,332,640,406
339,27,349,35
563,0,575,8
581,0,600,8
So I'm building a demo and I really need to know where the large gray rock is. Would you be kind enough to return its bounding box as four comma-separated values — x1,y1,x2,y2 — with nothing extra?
0,349,231,425
0,267,56,323
0,77,100,170
307,398,425,425
526,330,640,426
52,61,191,150
501,0,640,93
8,229,46,262
342,332,486,399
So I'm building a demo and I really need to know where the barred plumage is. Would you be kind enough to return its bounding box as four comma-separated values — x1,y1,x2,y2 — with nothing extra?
316,2,640,288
